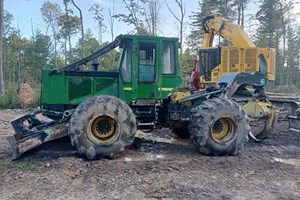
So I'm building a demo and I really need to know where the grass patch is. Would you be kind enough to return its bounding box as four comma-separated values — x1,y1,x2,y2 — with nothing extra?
0,82,40,109
0,161,40,172
0,82,20,109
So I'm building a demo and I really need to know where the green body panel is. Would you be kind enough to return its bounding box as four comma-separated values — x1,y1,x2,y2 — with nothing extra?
41,70,67,104
41,69,121,105
41,34,182,106
160,75,183,97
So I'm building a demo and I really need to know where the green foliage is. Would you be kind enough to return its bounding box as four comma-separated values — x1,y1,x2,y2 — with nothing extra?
0,82,20,109
72,29,120,71
179,49,197,86
256,0,286,48
100,49,120,71
255,0,300,90
3,10,14,36
89,3,106,45
266,85,300,94
114,0,160,35
57,11,81,63
2,0,300,109
58,14,81,40
73,29,100,60
40,1,62,27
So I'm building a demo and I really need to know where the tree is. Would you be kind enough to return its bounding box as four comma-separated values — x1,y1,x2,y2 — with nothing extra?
180,48,197,84
89,3,106,45
114,0,145,34
3,10,13,36
58,14,80,63
0,0,4,96
56,0,81,63
24,30,51,82
40,1,62,66
234,0,249,27
73,29,100,61
256,0,294,87
285,24,299,85
71,0,85,57
256,0,285,48
165,0,186,57
99,41,120,71
143,0,160,35
217,0,236,19
107,0,116,41
114,0,161,35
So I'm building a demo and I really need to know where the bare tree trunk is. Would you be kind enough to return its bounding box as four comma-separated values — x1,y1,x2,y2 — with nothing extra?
147,0,159,35
64,41,67,65
122,0,141,34
54,29,58,66
275,31,284,86
0,0,4,96
165,0,186,57
296,34,299,87
17,31,22,85
71,0,85,57
237,2,241,26
241,3,244,28
68,35,72,63
282,22,287,85
99,20,104,45
108,0,115,41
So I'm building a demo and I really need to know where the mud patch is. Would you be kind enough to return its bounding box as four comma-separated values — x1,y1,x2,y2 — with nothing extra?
1,109,300,199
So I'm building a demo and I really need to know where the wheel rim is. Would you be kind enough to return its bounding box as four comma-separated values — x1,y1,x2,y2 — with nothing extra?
211,117,235,143
87,115,119,145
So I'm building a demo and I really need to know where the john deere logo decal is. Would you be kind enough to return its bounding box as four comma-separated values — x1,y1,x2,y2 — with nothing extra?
260,79,266,85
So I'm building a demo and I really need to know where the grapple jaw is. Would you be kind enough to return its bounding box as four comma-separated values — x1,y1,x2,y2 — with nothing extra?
288,109,300,132
243,100,278,141
7,109,71,160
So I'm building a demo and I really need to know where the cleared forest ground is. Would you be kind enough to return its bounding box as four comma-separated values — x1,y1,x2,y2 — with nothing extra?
0,109,300,200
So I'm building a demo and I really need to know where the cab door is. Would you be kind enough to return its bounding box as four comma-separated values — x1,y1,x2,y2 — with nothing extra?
135,42,159,99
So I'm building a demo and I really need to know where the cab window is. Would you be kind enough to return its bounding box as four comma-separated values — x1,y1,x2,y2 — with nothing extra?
120,41,132,83
163,42,175,74
138,42,156,83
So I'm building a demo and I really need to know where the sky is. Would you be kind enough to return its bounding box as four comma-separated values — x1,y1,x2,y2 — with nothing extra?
4,0,300,44
4,0,195,42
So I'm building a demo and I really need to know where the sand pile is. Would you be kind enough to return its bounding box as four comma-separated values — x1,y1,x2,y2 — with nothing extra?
19,83,35,106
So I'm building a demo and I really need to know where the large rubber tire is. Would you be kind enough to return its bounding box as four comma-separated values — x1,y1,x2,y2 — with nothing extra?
69,95,137,160
189,98,250,156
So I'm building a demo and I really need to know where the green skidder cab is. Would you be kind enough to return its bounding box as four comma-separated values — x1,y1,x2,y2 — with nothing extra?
8,34,277,160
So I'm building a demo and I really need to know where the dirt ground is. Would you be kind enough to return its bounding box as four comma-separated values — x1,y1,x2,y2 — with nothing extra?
0,109,300,200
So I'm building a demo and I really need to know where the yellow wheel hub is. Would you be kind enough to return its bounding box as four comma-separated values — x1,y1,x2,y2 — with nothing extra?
87,115,118,145
211,118,235,143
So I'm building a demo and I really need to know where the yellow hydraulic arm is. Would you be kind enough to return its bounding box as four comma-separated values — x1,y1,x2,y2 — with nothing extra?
202,15,255,48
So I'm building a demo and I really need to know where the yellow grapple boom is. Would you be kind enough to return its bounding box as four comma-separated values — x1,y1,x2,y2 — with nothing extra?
200,14,276,83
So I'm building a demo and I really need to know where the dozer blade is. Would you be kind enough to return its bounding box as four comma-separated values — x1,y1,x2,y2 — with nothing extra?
288,115,300,132
7,110,70,160
288,108,300,132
